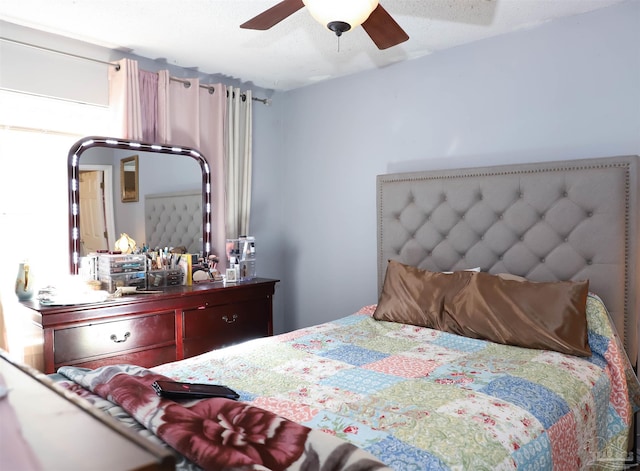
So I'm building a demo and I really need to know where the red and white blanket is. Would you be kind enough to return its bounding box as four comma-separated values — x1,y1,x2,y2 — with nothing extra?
56,364,391,471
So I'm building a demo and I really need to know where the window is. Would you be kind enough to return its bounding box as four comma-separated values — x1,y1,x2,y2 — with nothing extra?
0,90,110,361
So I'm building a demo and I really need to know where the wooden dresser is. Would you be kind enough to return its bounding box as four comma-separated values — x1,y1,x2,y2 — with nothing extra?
21,278,278,374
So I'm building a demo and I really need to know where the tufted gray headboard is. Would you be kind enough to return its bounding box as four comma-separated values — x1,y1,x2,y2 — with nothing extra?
145,190,203,254
377,156,639,367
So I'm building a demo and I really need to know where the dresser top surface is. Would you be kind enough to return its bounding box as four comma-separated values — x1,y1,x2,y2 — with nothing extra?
21,277,279,315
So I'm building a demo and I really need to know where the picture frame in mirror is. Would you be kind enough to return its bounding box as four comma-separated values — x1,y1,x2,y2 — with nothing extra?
120,155,139,203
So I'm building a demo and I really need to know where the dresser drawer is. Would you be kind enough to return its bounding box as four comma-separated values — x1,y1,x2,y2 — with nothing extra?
67,346,177,371
54,312,175,365
183,299,269,357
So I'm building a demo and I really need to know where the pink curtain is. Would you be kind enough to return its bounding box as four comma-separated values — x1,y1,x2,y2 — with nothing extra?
110,62,229,264
0,294,8,352
157,76,228,265
158,76,200,148
108,58,142,140
157,70,171,144
199,85,228,270
138,70,158,142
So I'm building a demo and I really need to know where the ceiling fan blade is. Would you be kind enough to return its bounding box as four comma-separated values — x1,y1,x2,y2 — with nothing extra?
361,4,409,50
240,0,305,30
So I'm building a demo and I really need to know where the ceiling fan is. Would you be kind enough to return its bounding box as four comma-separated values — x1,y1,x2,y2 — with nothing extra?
240,0,409,50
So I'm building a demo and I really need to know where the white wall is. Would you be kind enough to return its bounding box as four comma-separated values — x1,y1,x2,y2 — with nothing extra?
274,0,640,331
0,22,112,105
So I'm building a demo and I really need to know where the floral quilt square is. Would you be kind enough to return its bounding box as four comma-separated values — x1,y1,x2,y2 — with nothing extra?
320,368,403,395
318,344,389,367
363,355,440,378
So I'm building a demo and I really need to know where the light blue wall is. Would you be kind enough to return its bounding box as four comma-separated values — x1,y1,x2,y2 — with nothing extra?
271,0,640,331
1,1,638,335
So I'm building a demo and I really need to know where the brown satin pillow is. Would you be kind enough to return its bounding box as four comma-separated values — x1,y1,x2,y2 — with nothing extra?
373,261,475,328
374,261,591,357
448,272,591,356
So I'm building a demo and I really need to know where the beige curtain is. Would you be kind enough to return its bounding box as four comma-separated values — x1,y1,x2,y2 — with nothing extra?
225,88,253,239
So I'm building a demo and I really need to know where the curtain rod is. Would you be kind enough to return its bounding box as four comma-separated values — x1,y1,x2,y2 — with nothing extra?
1,37,121,69
1,36,271,105
168,76,270,105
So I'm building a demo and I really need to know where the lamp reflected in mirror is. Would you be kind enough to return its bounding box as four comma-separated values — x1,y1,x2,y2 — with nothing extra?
120,155,139,203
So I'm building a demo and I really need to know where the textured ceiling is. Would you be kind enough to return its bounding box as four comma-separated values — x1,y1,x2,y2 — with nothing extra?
0,0,626,91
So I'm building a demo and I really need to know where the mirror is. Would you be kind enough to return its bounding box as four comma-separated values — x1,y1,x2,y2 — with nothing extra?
120,155,139,202
68,136,212,274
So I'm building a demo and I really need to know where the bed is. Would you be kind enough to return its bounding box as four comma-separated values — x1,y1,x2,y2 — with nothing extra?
50,156,639,470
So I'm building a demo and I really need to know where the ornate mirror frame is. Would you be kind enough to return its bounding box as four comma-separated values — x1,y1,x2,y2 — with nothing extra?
68,136,212,274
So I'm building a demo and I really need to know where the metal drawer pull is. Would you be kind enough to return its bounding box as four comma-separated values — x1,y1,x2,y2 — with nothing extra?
222,314,238,324
110,331,131,343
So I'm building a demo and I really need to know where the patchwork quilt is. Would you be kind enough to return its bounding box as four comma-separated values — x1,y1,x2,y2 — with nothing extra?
56,294,639,470
56,364,390,471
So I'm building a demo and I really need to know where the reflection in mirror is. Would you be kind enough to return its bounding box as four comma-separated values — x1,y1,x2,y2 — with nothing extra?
120,155,139,203
68,136,211,274
78,164,115,255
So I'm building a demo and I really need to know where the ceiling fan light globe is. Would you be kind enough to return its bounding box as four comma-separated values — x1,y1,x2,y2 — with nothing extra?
303,0,378,32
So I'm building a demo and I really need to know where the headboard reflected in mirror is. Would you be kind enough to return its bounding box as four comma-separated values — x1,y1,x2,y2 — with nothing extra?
68,136,212,274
